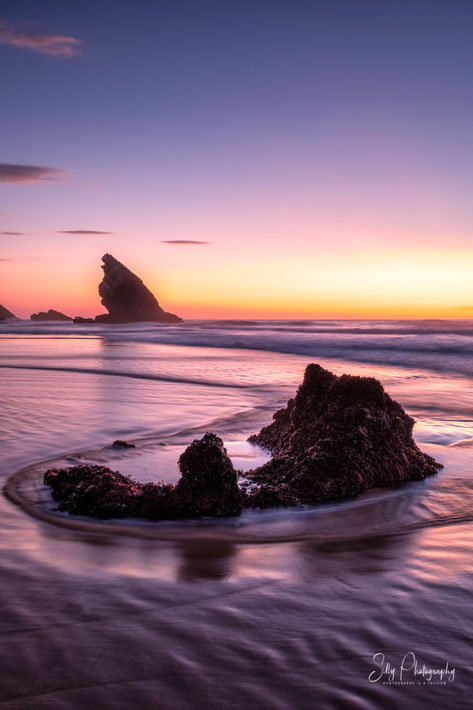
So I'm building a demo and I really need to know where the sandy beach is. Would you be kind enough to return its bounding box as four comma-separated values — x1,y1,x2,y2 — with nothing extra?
0,321,472,707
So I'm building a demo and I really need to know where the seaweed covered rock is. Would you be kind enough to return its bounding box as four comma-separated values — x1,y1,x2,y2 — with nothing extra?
44,464,143,518
173,433,242,517
43,464,172,519
43,433,242,520
246,363,442,505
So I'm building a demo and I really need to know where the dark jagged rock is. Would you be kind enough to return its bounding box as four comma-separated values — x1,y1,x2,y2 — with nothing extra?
73,316,94,324
31,309,72,321
246,363,442,506
112,440,135,448
42,366,442,521
94,253,182,324
43,433,241,520
0,304,17,321
172,433,242,517
43,464,172,519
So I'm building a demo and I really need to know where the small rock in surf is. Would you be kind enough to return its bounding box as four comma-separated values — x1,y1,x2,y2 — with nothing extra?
112,440,136,448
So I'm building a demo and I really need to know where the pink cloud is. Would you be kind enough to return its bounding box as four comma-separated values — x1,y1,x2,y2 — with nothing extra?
0,20,82,57
58,230,114,235
161,240,211,245
0,163,63,183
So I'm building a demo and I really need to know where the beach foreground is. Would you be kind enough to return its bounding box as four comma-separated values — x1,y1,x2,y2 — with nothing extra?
1,320,472,708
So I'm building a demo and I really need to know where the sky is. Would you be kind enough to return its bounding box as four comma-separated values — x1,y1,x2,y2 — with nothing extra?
1,0,472,319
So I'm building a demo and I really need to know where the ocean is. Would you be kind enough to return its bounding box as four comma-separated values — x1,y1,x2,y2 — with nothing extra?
0,319,472,708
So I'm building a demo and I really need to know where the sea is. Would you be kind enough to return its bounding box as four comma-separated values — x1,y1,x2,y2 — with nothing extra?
0,319,472,709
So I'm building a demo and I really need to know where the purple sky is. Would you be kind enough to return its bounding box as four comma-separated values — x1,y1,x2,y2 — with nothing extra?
1,0,472,318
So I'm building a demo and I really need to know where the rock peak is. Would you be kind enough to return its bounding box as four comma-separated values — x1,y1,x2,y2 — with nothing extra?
95,254,182,324
0,304,17,321
247,362,442,506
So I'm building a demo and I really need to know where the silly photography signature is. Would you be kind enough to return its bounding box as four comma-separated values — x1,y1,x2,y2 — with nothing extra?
368,652,456,685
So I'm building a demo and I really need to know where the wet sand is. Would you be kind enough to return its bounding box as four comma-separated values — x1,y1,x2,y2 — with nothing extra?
1,327,472,707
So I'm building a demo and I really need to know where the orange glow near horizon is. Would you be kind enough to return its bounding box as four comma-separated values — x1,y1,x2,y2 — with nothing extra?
1,245,472,321
2,2,473,324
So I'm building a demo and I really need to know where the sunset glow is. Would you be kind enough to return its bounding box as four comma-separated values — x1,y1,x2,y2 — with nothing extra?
1,244,472,320
1,1,472,319
2,5,473,707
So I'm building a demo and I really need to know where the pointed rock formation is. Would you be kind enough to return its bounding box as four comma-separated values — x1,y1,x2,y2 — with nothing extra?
31,309,72,321
173,433,242,517
245,363,442,506
94,254,182,324
0,304,17,321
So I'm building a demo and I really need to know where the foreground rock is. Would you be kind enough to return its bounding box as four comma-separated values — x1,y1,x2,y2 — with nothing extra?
44,433,241,519
43,365,442,520
0,304,17,321
31,309,72,321
245,363,442,506
173,433,242,517
44,464,156,519
95,253,182,324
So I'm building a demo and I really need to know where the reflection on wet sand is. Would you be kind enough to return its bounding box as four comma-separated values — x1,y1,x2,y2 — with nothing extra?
296,531,413,583
177,541,238,582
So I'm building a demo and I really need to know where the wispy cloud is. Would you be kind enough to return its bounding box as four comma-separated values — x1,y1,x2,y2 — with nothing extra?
0,20,82,57
161,240,210,245
58,230,114,235
1,231,24,235
0,163,63,183
0,256,38,262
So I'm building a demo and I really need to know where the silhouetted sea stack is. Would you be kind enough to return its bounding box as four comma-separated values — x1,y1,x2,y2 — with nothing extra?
0,304,17,321
94,253,182,324
43,364,442,520
31,309,72,321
